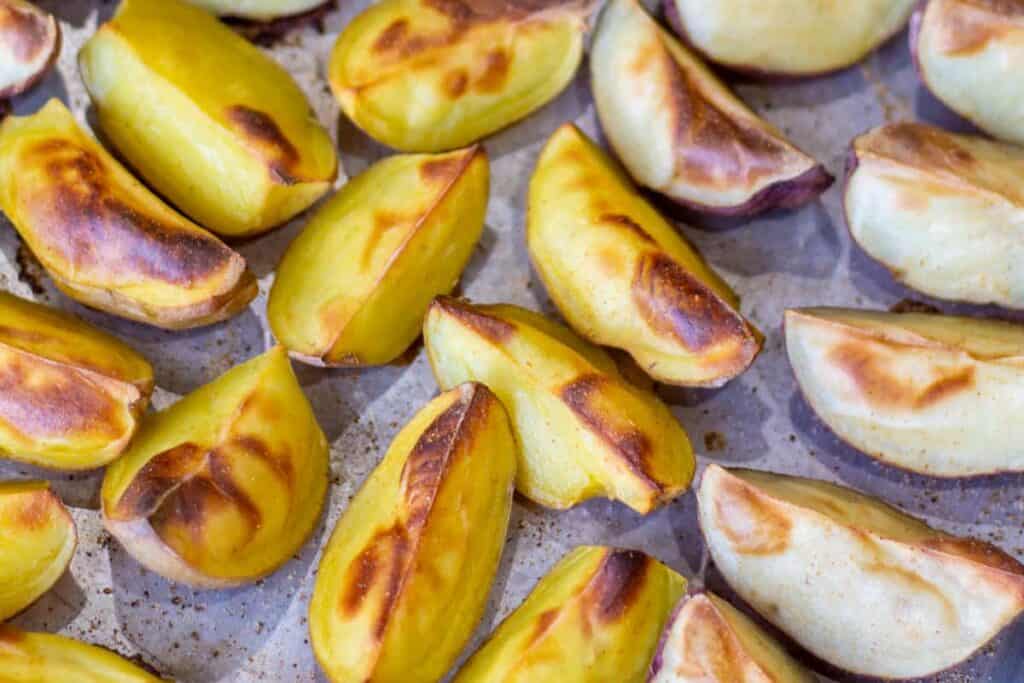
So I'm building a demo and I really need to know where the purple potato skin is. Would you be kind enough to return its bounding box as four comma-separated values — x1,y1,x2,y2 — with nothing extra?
646,592,691,681
0,18,61,100
223,0,336,45
667,163,834,217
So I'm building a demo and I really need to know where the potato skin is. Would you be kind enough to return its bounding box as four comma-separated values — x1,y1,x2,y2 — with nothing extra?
102,346,328,588
310,383,516,683
528,124,760,387
327,0,588,152
455,546,686,683
79,0,338,237
0,0,61,98
424,297,695,513
269,146,488,366
0,99,257,329
0,626,163,682
187,0,330,20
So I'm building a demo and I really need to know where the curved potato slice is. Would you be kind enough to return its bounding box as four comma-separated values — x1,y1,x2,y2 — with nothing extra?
424,297,694,513
0,0,60,98
0,291,153,470
528,124,761,387
102,346,328,588
699,464,1024,679
310,383,516,683
0,626,163,682
846,122,1024,308
79,0,338,237
328,0,589,152
912,0,1024,146
455,546,685,682
0,481,76,621
188,0,329,20
786,307,1024,476
648,591,815,683
664,0,916,77
591,0,831,216
0,99,257,329
269,146,488,366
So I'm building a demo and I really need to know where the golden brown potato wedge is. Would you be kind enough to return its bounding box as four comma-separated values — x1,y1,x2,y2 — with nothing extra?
528,124,760,387
846,122,1024,308
0,626,163,682
0,99,257,329
102,346,328,588
0,291,153,470
912,0,1024,146
269,146,488,366
0,481,76,621
699,465,1024,679
327,0,589,152
0,0,61,98
79,0,338,237
310,383,516,683
424,297,695,513
455,546,686,683
663,0,916,77
786,307,1024,476
187,0,329,20
648,591,815,683
591,0,831,215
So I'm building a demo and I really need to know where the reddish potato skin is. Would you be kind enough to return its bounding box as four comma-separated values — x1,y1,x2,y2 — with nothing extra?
0,1,61,99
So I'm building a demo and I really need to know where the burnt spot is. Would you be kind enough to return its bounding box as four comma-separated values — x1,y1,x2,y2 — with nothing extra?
339,523,411,639
13,489,54,531
443,69,469,97
475,49,510,92
528,608,560,646
434,297,515,343
712,472,792,555
0,1,53,62
111,443,206,520
225,106,301,185
0,624,24,644
419,148,477,183
861,123,977,176
226,434,295,487
373,18,411,53
930,0,1021,56
677,596,746,681
587,549,650,622
599,213,656,243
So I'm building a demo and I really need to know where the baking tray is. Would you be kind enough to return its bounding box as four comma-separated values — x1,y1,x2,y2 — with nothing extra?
3,2,1023,681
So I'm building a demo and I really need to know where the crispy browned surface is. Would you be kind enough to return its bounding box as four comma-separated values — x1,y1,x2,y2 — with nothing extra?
926,0,1024,56
432,297,515,343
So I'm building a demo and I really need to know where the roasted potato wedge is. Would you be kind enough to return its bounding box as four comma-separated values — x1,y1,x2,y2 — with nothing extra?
455,546,686,682
699,464,1024,679
0,291,153,470
79,0,338,237
424,297,694,513
663,0,916,77
187,0,329,20
786,307,1024,476
591,0,831,216
327,0,589,152
0,99,257,329
846,122,1024,308
528,124,760,387
912,0,1024,146
0,626,163,682
648,591,815,683
269,146,488,366
102,346,328,588
310,383,516,683
0,481,76,621
0,0,60,98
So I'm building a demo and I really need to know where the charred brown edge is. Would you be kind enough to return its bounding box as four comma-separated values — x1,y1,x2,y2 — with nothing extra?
0,12,61,100
222,1,337,45
431,296,514,343
647,589,707,680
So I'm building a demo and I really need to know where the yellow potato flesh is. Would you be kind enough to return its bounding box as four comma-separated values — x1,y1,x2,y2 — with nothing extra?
0,626,162,682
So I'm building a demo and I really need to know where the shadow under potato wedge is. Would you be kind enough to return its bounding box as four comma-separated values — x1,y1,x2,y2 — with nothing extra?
0,0,61,99
0,99,257,330
187,0,331,20
0,625,164,682
590,0,832,216
699,465,1024,679
327,0,590,152
528,123,761,387
79,0,338,238
269,146,488,367
310,383,516,683
102,346,328,589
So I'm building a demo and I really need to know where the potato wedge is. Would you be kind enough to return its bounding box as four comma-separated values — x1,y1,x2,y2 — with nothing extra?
699,464,1024,679
0,291,153,470
663,0,916,77
786,307,1024,476
846,122,1024,308
912,0,1024,146
0,0,60,98
187,0,329,20
528,124,760,387
0,99,257,329
0,626,163,682
455,546,686,683
648,591,815,683
327,0,589,152
102,346,328,588
269,146,488,366
310,383,516,683
79,0,338,237
0,481,76,621
591,0,831,216
424,297,694,513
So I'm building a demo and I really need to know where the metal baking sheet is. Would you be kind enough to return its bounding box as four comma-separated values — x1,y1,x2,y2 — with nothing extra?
3,2,1023,681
